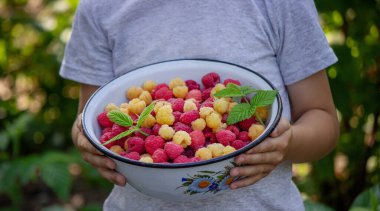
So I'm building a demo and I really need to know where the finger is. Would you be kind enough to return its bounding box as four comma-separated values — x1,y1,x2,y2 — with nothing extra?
230,165,274,178
76,132,104,155
235,152,284,166
270,117,290,138
76,113,83,132
247,129,291,154
230,173,268,189
82,151,116,169
97,167,127,186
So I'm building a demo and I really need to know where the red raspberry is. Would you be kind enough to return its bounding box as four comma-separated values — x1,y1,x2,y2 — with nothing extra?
201,72,220,88
231,140,248,150
222,114,229,123
101,127,112,135
202,88,213,100
223,79,241,86
186,89,202,102
180,110,200,125
97,111,114,128
238,117,257,131
201,101,213,108
173,122,192,133
190,157,201,162
164,142,184,160
204,130,216,144
152,149,168,163
134,127,152,139
173,111,182,123
130,114,139,124
169,98,184,112
238,131,251,142
189,130,205,150
154,87,173,100
145,135,165,155
111,124,128,136
99,132,115,148
152,124,161,135
126,137,145,154
173,155,191,163
122,151,141,160
216,129,236,146
183,147,195,157
185,80,200,91
226,125,240,136
151,83,169,98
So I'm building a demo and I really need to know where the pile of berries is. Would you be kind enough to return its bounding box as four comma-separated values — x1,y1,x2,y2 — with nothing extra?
97,72,268,164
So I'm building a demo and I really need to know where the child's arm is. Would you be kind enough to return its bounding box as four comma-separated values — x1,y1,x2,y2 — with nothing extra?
230,70,339,189
72,84,126,186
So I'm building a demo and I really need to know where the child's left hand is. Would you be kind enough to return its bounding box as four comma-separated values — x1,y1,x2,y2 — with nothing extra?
229,117,292,189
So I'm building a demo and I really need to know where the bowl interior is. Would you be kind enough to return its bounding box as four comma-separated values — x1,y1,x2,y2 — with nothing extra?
82,59,282,167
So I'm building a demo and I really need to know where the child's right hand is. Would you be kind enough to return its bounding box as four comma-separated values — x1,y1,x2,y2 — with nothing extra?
73,113,127,186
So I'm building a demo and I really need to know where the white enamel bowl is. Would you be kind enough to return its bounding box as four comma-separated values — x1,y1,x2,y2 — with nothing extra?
82,59,282,202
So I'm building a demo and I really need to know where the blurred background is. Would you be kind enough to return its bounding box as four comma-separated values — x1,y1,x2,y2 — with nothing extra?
0,0,379,210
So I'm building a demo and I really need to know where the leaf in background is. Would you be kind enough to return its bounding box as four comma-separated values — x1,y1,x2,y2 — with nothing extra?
41,162,72,201
250,90,278,107
107,110,133,127
136,102,155,128
102,128,138,146
227,103,254,125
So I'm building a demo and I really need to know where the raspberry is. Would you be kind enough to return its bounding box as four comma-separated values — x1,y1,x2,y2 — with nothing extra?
207,143,224,158
126,86,143,100
152,124,161,135
134,127,152,139
154,87,173,100
223,146,237,155
210,83,226,97
199,107,214,119
189,130,206,150
186,89,202,102
139,91,152,105
231,140,248,150
101,127,112,135
222,114,228,123
201,72,220,88
223,79,241,86
173,111,182,123
145,135,165,155
111,124,128,136
168,98,185,112
226,125,240,136
195,147,213,160
100,132,115,148
238,117,257,131
164,142,184,160
156,105,175,125
128,98,146,114
201,101,214,108
180,110,200,125
169,77,186,89
213,98,229,114
152,149,168,163
204,130,216,144
105,103,118,112
173,86,189,98
205,112,222,129
185,80,200,91
158,124,175,140
151,83,169,98
110,145,125,154
143,80,157,92
183,99,198,112
191,118,206,131
202,88,212,100
122,152,141,160
140,114,156,128
97,111,114,128
248,124,265,140
216,129,236,146
190,157,201,162
172,131,192,148
126,137,145,154
139,155,153,163
173,155,191,163
238,131,251,142
183,147,195,157
173,122,192,133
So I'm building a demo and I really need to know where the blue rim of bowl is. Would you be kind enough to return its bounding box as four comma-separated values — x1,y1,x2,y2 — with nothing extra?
82,58,282,169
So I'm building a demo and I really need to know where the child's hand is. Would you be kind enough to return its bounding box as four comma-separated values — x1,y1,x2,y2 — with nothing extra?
73,114,126,186
229,117,292,189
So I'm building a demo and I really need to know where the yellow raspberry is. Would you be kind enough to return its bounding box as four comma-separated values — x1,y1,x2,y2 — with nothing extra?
105,103,118,112
139,91,152,105
110,145,125,154
172,131,191,148
119,103,129,114
228,102,238,112
154,101,171,114
126,86,143,100
211,123,227,133
156,105,175,125
213,98,229,114
128,98,146,114
183,99,197,112
158,124,175,140
199,107,214,119
248,124,265,140
143,80,157,92
256,106,269,121
223,146,236,155
207,143,225,158
191,118,206,131
195,148,213,160
211,83,226,97
169,77,186,89
139,156,153,163
141,114,156,128
206,112,222,129
173,85,189,99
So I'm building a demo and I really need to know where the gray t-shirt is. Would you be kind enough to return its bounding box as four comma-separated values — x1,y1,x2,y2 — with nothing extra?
60,0,337,210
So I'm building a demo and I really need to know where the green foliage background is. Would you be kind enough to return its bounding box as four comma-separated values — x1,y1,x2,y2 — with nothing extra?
0,0,379,210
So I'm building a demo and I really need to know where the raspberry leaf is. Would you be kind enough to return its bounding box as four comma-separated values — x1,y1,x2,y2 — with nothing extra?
107,110,133,127
136,102,155,128
227,103,254,125
250,90,278,107
213,83,244,98
102,127,138,146
240,86,258,96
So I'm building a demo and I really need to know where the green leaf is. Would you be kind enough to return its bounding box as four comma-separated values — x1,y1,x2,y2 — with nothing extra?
136,102,155,128
240,86,258,95
102,127,138,146
227,103,254,125
198,170,216,174
250,90,278,107
107,110,133,127
40,163,72,201
213,87,243,98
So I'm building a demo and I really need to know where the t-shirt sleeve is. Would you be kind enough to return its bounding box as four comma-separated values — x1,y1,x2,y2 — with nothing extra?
59,0,113,86
271,0,337,85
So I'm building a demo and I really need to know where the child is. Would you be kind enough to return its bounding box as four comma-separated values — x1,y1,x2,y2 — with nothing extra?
60,0,339,210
